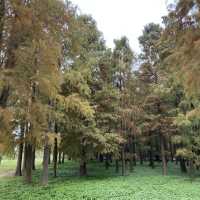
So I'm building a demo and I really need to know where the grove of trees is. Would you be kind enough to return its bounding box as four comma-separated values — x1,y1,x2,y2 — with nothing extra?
1,0,200,185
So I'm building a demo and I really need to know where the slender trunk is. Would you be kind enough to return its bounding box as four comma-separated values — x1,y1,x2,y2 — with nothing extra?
189,160,195,179
180,158,187,173
0,0,13,69
129,138,134,172
99,154,104,162
22,143,26,175
80,147,87,176
129,136,136,172
121,147,126,176
53,138,58,178
105,154,110,170
115,159,119,173
62,152,65,164
15,141,23,176
41,135,49,186
160,134,167,176
32,147,36,170
58,150,62,164
132,136,136,166
149,143,154,168
0,0,4,42
15,124,24,176
176,157,179,165
169,141,174,162
0,85,10,107
139,150,143,165
24,142,33,183
79,160,87,176
48,148,51,165
129,156,134,173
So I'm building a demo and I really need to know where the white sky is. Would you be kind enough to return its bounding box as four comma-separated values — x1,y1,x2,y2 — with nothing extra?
71,0,168,53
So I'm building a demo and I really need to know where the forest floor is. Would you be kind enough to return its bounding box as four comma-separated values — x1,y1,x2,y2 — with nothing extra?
0,160,200,200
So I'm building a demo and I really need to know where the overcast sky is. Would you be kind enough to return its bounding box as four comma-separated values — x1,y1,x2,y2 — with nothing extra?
71,0,168,52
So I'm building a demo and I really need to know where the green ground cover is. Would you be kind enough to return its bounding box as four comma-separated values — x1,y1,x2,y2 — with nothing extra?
0,159,16,174
0,160,199,200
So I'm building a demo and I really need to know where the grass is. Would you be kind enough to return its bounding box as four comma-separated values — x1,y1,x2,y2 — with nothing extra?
0,160,200,200
0,159,16,174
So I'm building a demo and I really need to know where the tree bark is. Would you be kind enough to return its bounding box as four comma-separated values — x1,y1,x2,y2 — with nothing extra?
32,147,36,170
48,148,51,165
80,147,87,176
121,147,126,176
15,141,23,176
62,152,65,164
149,143,154,168
53,138,58,178
80,160,87,176
99,154,104,162
169,140,174,162
0,85,10,107
139,150,143,165
24,142,33,183
105,154,110,170
160,134,167,176
189,160,195,178
129,155,134,173
132,136,137,166
15,124,24,176
0,0,13,69
115,159,119,173
22,143,26,175
58,150,62,164
180,158,187,173
129,137,135,172
41,135,49,186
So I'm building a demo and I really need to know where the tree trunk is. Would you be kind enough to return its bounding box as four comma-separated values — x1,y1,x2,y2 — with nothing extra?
41,135,49,186
132,137,136,166
129,155,134,173
139,150,143,165
48,148,51,165
180,158,187,173
53,138,58,178
169,140,174,162
0,0,13,70
129,137,135,172
80,147,87,176
115,159,119,173
32,147,36,170
62,152,65,164
22,143,26,175
189,160,195,179
15,141,23,176
80,160,87,176
105,154,110,170
58,150,62,164
149,143,154,168
121,148,126,176
15,124,24,176
0,85,10,107
24,142,33,183
99,154,104,162
160,134,167,176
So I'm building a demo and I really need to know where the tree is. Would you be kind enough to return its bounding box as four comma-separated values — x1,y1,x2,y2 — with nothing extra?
112,36,134,175
162,0,200,97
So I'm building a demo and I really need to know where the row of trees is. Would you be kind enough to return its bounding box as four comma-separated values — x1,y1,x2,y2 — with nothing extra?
0,0,200,185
